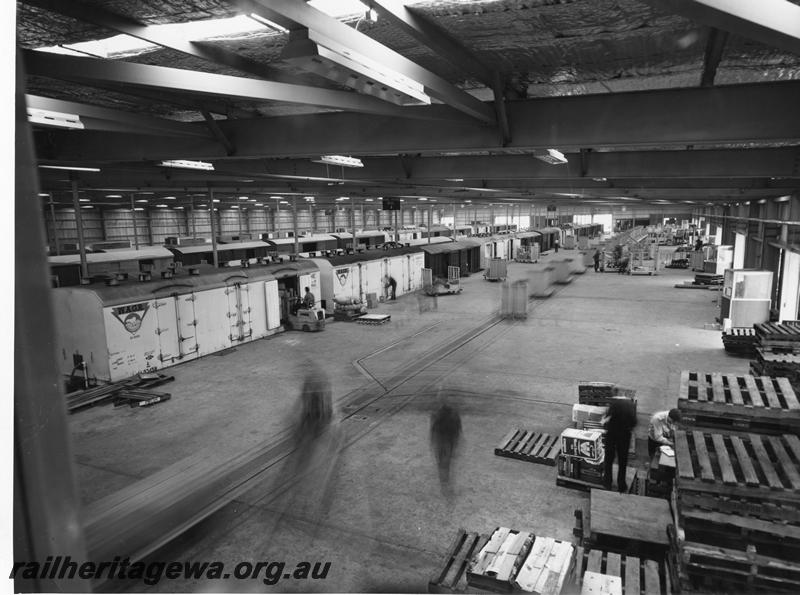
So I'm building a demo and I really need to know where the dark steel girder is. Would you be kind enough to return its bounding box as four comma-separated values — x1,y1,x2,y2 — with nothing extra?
22,50,460,121
239,0,495,124
19,0,308,85
644,0,800,55
26,94,213,138
36,82,800,162
700,27,729,87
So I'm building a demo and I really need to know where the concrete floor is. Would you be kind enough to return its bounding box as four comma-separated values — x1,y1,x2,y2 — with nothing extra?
67,249,750,592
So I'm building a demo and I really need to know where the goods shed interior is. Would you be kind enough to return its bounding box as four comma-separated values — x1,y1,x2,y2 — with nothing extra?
10,0,800,593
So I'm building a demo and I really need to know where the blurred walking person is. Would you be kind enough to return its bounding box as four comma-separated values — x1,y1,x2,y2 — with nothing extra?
430,397,462,498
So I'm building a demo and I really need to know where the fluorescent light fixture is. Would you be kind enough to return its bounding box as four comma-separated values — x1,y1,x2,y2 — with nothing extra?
280,201,289,205
464,200,472,203
81,205,93,209
155,204,168,207
775,195,791,202
418,197,428,201
249,199,257,202
212,199,220,203
534,149,568,165
105,194,122,198
79,198,90,202
313,155,364,168
364,198,373,202
163,196,176,200
39,165,101,172
175,206,184,209
238,196,249,200
38,193,50,197
282,29,431,106
270,196,283,199
304,196,315,200
445,178,464,182
134,207,144,211
758,199,768,204
255,203,264,206
231,205,239,209
592,177,607,182
248,12,289,33
135,199,148,203
159,159,215,171
27,108,84,129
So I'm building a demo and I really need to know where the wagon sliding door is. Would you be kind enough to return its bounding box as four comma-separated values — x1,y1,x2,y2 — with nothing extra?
153,287,199,366
226,277,253,344
265,279,281,330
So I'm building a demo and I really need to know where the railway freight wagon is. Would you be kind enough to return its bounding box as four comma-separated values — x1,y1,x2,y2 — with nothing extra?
421,239,482,277
49,246,176,287
535,227,563,252
51,261,320,383
311,247,425,306
168,240,273,267
262,234,340,256
331,230,387,250
477,234,514,269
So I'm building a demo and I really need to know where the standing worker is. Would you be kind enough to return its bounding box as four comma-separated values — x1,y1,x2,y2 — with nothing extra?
302,286,315,309
648,408,682,458
385,275,397,300
554,237,560,253
593,248,602,272
602,397,637,493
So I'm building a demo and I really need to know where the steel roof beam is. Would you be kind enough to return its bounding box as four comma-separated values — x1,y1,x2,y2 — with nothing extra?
36,82,800,161
20,0,309,85
644,0,800,55
239,0,495,124
700,27,729,87
23,50,466,121
26,94,212,138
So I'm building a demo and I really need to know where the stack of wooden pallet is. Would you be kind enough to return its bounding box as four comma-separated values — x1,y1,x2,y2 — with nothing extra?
66,373,174,413
750,322,800,392
676,370,800,434
670,429,800,592
721,327,757,356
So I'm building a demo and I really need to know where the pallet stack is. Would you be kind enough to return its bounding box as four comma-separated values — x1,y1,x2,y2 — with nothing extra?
670,429,800,592
570,547,668,595
721,327,757,356
750,322,800,392
676,370,800,434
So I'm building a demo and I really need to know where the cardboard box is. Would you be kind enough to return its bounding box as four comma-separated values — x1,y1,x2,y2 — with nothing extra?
572,404,608,424
561,428,604,462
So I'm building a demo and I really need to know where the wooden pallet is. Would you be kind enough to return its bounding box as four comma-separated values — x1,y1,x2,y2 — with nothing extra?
113,388,172,408
676,490,800,524
676,506,800,561
722,327,758,355
674,430,800,506
429,529,488,593
494,429,561,466
677,371,800,432
677,537,800,593
754,321,800,346
572,547,666,595
356,313,391,325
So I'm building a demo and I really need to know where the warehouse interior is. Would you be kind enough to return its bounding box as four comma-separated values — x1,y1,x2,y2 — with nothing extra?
12,0,800,593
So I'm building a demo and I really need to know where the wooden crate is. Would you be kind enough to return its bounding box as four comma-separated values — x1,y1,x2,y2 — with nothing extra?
495,429,561,466
674,430,800,507
677,371,800,434
572,547,666,595
467,528,534,593
429,529,488,593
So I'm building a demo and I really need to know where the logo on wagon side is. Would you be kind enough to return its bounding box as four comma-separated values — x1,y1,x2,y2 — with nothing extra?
336,268,349,286
111,302,150,334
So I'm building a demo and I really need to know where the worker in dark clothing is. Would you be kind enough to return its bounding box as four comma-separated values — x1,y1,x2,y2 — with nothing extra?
593,248,602,272
302,286,315,309
554,238,560,253
385,275,397,300
694,238,704,251
430,399,462,497
602,397,637,493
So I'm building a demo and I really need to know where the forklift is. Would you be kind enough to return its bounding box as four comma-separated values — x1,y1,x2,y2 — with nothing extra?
279,285,325,332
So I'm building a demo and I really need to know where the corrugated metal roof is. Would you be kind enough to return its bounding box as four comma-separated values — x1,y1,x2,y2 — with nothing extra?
420,239,482,254
48,246,174,265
